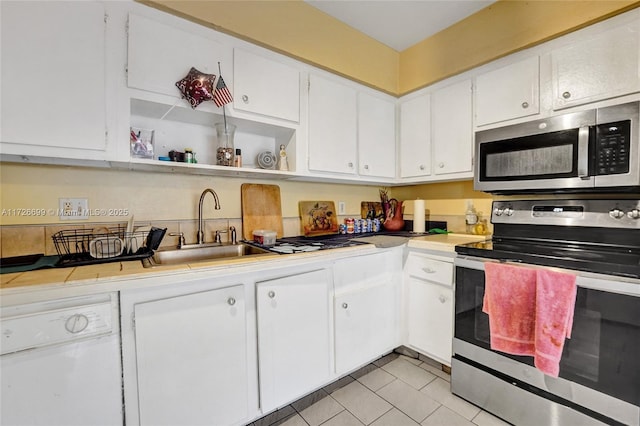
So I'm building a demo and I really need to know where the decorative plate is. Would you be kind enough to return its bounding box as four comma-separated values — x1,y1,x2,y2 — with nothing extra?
257,151,277,169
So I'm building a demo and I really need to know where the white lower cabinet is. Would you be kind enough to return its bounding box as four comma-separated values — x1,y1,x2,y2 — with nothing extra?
256,268,332,413
333,250,400,374
405,251,455,366
121,282,251,426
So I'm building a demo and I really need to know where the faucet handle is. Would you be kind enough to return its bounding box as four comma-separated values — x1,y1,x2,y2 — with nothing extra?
229,226,237,244
169,232,186,248
214,229,227,243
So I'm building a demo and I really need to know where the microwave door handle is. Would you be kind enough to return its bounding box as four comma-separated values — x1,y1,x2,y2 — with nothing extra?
578,126,590,179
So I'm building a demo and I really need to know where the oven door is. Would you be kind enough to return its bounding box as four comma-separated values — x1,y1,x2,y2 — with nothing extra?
453,257,640,426
474,109,596,193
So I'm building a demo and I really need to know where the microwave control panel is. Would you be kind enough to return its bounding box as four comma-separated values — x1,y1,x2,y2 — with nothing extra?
594,120,630,175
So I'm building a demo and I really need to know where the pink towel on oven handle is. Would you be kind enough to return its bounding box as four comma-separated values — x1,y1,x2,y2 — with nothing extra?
483,262,537,356
534,268,577,377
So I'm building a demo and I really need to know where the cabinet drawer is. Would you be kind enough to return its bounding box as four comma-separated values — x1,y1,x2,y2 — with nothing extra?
334,252,394,291
405,253,453,286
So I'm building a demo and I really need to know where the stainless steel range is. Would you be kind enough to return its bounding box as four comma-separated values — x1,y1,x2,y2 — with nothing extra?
453,199,640,426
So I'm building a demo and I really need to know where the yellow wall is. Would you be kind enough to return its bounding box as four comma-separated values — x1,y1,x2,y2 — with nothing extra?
0,163,380,225
142,0,639,95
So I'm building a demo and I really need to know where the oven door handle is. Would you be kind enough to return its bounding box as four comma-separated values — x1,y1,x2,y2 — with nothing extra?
578,125,590,180
454,257,640,297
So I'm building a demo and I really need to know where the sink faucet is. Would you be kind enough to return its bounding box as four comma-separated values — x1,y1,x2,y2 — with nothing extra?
197,188,221,244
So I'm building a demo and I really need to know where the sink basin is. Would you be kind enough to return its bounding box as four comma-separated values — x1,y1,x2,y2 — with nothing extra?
142,243,272,267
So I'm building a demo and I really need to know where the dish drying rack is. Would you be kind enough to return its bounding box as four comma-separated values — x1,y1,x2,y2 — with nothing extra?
52,225,166,267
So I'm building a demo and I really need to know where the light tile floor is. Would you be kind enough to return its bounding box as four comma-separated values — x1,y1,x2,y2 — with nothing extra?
251,352,511,426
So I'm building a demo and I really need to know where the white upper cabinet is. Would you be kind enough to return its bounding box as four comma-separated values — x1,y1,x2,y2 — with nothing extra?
551,21,640,110
399,94,431,178
233,49,300,122
308,74,358,175
475,56,540,126
127,13,229,99
0,1,107,158
431,79,473,177
357,92,396,178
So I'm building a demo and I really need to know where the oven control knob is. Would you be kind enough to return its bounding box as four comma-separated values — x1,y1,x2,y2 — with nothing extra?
627,209,640,219
493,208,504,216
504,207,514,216
609,208,625,219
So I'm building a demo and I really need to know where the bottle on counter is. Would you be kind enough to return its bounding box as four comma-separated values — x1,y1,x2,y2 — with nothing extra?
465,201,478,233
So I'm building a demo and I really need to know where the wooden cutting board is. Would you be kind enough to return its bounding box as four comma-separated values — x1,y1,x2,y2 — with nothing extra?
241,184,284,240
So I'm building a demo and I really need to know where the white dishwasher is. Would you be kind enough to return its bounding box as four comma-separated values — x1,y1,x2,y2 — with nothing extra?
1,293,123,425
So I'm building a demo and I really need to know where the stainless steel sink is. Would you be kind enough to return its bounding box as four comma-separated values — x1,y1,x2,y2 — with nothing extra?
142,243,272,267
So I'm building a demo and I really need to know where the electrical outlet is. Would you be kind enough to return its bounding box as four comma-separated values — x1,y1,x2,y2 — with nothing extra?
338,201,346,215
59,198,89,220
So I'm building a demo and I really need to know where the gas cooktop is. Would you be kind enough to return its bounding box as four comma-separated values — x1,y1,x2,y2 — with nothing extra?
245,234,369,254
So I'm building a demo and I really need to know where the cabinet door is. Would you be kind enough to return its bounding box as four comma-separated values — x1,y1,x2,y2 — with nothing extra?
308,74,358,175
0,1,106,153
133,285,248,426
551,23,640,110
335,283,396,374
358,92,396,178
407,278,453,365
128,13,228,98
256,269,332,412
234,49,300,122
475,56,540,126
399,95,432,178
432,80,473,176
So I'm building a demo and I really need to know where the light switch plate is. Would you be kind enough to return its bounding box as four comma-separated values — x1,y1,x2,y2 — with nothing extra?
338,201,346,215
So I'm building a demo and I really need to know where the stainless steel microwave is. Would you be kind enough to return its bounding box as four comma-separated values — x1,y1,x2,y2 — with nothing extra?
474,101,639,193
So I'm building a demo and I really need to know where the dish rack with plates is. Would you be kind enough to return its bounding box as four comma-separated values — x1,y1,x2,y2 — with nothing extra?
52,225,166,267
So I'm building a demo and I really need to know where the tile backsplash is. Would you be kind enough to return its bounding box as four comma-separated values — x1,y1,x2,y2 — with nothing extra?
0,213,482,259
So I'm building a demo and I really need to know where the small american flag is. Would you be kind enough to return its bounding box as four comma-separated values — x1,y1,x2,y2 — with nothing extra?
213,75,233,107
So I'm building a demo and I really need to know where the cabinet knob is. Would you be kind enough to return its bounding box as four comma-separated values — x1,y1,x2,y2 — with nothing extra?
242,94,249,103
562,91,571,99
521,101,529,109
439,295,446,303
348,162,354,168
342,302,348,309
419,164,425,170
268,290,276,299
227,297,236,306
364,164,369,170
438,162,445,169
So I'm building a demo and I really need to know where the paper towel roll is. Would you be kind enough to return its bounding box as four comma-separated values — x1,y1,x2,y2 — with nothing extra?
413,199,425,233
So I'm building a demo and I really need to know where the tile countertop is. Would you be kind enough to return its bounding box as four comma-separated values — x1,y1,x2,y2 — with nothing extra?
407,233,489,252
0,233,490,298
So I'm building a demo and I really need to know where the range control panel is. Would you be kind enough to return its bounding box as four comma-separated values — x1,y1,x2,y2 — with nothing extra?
492,199,640,229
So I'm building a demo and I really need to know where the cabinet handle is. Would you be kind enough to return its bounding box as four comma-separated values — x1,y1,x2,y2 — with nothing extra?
268,290,276,299
242,94,249,103
227,297,236,306
562,91,571,99
422,267,436,274
342,302,348,309
419,164,425,170
438,162,445,169
439,295,446,303
521,101,529,109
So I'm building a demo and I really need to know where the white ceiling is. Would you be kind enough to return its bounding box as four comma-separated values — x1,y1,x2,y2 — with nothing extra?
304,0,496,51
